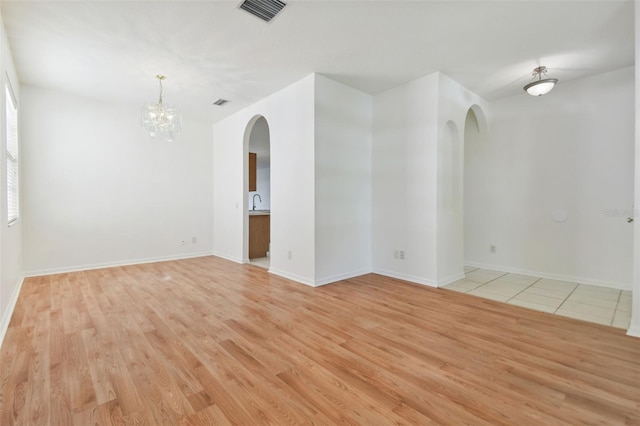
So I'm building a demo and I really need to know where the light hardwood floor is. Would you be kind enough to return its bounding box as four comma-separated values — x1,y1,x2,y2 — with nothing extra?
1,256,639,424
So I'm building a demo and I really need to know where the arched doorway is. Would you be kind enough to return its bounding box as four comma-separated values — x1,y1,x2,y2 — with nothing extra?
463,105,488,268
243,116,271,268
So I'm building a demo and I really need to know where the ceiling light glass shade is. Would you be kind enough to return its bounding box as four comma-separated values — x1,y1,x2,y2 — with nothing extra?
524,78,558,96
523,66,558,97
141,75,182,142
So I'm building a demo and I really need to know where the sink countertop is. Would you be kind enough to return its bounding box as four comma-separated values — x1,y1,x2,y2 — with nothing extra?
249,210,270,216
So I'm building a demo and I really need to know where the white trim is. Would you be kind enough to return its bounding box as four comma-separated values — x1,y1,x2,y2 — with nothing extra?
268,267,316,287
632,1,640,342
211,251,245,264
0,275,25,349
24,251,215,277
371,268,438,288
314,269,370,287
436,272,465,287
464,261,631,291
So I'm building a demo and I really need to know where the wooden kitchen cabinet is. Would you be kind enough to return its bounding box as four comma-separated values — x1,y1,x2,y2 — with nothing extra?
249,152,257,192
249,214,270,259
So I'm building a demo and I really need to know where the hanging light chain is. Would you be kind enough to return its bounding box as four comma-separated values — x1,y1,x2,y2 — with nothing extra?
157,75,165,106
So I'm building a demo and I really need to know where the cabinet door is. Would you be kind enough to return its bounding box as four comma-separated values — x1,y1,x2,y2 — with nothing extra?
249,215,270,259
249,152,257,192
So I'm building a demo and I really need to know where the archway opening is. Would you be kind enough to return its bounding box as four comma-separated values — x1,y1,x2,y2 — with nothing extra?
463,106,486,269
243,116,271,268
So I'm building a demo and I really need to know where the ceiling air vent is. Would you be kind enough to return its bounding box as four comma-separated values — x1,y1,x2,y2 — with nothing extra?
239,0,286,23
213,99,229,106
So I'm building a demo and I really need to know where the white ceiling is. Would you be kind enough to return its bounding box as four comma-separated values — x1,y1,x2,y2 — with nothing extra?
1,0,634,123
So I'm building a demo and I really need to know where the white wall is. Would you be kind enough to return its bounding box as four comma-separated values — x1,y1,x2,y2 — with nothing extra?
0,10,23,346
314,74,372,285
215,73,372,286
437,120,463,284
372,73,440,285
213,74,316,284
465,67,635,290
20,86,214,274
436,74,488,285
629,3,640,336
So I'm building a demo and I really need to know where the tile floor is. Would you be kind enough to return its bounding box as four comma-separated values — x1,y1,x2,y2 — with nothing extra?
443,267,632,329
250,257,270,269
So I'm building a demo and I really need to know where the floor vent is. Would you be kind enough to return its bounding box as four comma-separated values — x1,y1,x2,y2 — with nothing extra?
213,99,229,106
239,0,286,23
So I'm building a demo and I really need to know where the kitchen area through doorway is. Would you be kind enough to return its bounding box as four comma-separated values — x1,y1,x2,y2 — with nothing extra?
247,116,271,269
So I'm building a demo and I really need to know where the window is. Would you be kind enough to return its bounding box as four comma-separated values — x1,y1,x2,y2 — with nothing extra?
6,81,18,225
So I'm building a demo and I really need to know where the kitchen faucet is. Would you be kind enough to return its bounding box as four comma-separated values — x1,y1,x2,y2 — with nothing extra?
252,193,262,211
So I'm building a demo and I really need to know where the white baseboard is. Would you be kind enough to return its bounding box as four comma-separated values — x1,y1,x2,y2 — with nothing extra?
314,269,370,287
465,261,631,291
371,268,437,288
24,251,216,277
627,325,640,338
436,272,465,287
268,267,316,287
0,275,25,349
211,251,245,264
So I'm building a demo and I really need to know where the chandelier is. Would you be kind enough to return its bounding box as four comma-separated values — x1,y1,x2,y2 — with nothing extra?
523,66,558,97
141,75,182,142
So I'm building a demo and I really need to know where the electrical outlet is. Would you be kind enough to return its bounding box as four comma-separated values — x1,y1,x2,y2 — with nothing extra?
192,237,197,244
399,250,405,260
490,245,496,253
287,250,292,260
393,250,398,259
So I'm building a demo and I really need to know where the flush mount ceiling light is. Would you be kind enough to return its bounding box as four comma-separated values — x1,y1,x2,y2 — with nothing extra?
141,75,182,142
523,66,558,96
